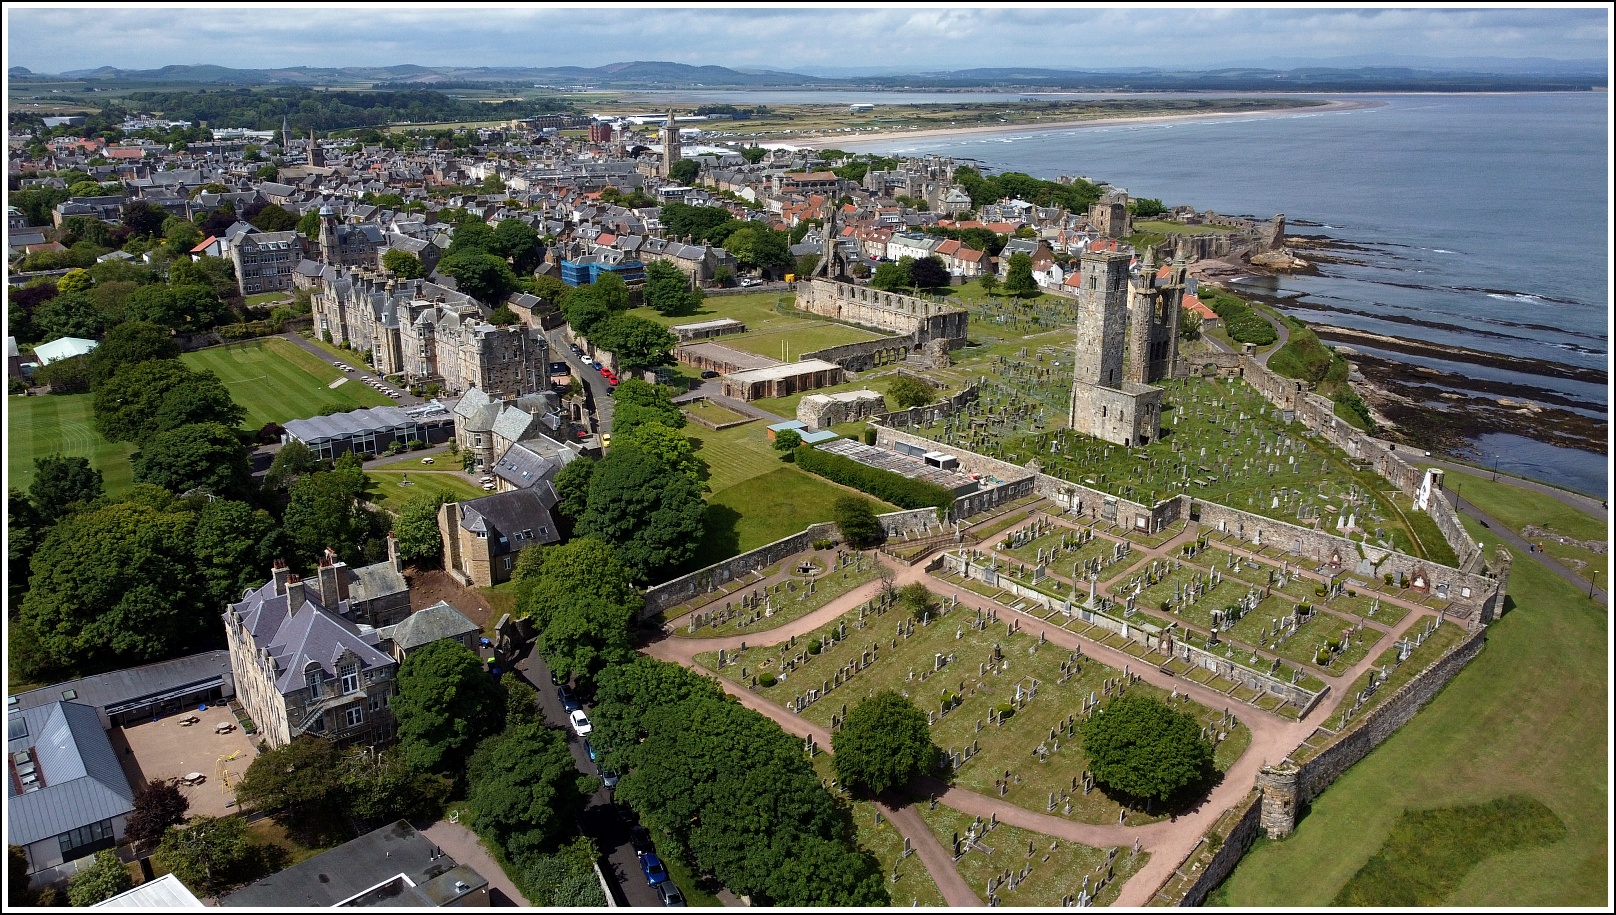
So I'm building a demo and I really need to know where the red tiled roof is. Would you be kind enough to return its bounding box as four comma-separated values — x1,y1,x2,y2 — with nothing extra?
190,236,218,254
1184,293,1217,320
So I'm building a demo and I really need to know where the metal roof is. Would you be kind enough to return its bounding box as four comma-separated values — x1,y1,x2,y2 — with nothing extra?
10,650,232,718
284,405,419,444
220,820,485,908
6,703,134,848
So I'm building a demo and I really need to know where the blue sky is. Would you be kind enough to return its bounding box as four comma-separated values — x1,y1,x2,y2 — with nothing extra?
4,5,1608,74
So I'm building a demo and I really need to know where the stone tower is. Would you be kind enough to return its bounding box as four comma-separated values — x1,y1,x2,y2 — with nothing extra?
1072,251,1131,389
661,110,682,178
1125,249,1186,385
308,128,322,168
813,195,843,279
281,115,291,154
1068,250,1164,447
317,205,338,265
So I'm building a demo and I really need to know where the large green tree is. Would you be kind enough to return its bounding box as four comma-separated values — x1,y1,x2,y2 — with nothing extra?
439,251,519,305
551,456,595,522
248,203,297,233
561,284,612,338
8,490,44,607
1080,694,1215,805
643,260,702,317
832,691,941,794
154,816,255,896
339,747,453,825
833,496,885,549
19,500,205,676
394,492,453,568
491,218,541,274
909,254,950,290
192,498,283,610
234,737,345,818
886,374,936,409
608,379,685,439
65,851,134,906
33,290,106,340
382,248,426,279
1003,251,1038,296
618,421,705,484
577,448,704,582
393,639,506,773
84,320,178,387
869,260,911,292
517,538,640,684
124,283,229,332
281,458,383,563
591,313,677,374
723,225,791,273
466,720,590,860
125,779,191,850
93,359,245,444
132,422,252,499
28,455,104,521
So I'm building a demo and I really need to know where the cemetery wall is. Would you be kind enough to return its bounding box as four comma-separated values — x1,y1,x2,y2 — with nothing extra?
1033,474,1161,534
800,333,917,371
1179,350,1243,378
873,424,1033,484
954,477,1038,519
1151,790,1265,906
1258,625,1487,837
872,384,982,429
879,507,943,537
1187,499,1500,625
642,522,838,619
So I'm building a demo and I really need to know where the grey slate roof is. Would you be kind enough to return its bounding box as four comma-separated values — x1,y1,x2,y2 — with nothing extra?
452,387,502,432
229,580,394,697
7,702,135,848
458,488,559,555
220,820,486,908
382,601,479,654
489,442,563,491
10,651,233,719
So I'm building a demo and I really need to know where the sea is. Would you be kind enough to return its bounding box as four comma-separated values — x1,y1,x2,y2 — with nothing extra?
812,92,1610,497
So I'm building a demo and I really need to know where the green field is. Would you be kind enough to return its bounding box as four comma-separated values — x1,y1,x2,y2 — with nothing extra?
181,338,394,429
687,421,786,493
363,469,485,515
7,393,136,496
690,467,894,570
1427,464,1607,583
1211,512,1608,906
628,290,889,361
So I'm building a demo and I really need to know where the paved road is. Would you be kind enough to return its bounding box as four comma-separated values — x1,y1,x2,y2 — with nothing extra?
512,652,664,908
1446,488,1607,605
1422,455,1607,519
279,332,425,407
546,331,613,435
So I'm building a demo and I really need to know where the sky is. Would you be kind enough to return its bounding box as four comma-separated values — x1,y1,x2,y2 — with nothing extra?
3,4,1609,75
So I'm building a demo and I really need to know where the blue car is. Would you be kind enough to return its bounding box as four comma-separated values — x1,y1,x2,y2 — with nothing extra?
640,852,670,887
558,685,581,712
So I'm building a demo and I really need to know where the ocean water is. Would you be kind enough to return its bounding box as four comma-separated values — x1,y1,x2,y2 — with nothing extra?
834,92,1610,494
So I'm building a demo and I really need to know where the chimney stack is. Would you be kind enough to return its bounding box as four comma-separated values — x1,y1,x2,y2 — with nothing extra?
317,552,341,609
272,561,291,595
387,532,402,573
286,576,307,613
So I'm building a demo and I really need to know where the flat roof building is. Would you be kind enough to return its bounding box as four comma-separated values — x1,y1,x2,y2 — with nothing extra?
283,404,454,460
720,358,844,402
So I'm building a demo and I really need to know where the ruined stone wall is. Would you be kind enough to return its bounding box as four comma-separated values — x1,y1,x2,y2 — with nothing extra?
642,523,839,619
1032,474,1156,533
872,384,981,429
879,507,945,537
873,423,1031,484
794,278,968,346
1257,626,1487,837
801,332,918,371
1152,790,1265,906
953,477,1038,519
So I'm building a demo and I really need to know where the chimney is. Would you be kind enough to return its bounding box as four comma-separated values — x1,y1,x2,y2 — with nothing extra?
317,554,341,609
387,532,402,573
286,576,307,613
271,561,291,595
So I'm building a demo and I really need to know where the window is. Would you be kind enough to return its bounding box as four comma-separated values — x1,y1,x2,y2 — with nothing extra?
369,690,386,711
58,819,114,860
306,666,324,700
504,556,514,572
345,706,365,728
340,662,360,695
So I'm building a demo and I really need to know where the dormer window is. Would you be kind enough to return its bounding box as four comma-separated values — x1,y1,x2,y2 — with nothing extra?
340,662,360,695
306,666,324,699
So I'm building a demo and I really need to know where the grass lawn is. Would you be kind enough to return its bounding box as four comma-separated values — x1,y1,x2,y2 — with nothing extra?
181,338,393,429
1430,464,1607,581
682,400,751,427
688,421,785,493
1210,513,1608,907
688,467,895,570
723,322,887,361
244,291,292,307
362,468,485,515
6,393,136,496
683,559,881,639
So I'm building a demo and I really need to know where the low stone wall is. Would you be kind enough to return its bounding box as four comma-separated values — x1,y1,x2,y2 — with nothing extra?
873,423,1030,484
1257,625,1486,837
1150,790,1265,906
642,522,837,619
873,384,981,429
954,477,1038,520
680,397,755,430
879,507,943,537
1033,474,1165,534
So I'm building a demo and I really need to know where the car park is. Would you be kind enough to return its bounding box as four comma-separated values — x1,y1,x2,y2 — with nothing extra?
656,883,686,907
639,852,669,886
568,709,592,737
558,685,581,711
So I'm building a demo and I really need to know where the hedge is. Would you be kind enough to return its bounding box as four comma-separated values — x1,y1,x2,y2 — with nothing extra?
795,444,953,517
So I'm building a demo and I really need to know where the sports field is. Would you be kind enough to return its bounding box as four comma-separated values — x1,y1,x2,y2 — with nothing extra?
180,338,393,429
1210,511,1608,906
6,393,136,495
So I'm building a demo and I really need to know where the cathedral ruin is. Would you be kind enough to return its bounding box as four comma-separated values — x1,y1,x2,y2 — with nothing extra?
1067,249,1187,447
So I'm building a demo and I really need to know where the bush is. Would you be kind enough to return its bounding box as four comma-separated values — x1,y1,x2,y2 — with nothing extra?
796,444,953,516
1315,585,1328,597
808,640,822,656
811,538,836,550
757,671,777,688
862,427,877,446
994,703,1015,720
940,691,962,711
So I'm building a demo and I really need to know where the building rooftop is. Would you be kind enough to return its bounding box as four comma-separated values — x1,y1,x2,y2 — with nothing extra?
9,650,232,720
724,358,843,385
6,702,135,848
220,820,487,908
673,341,779,373
815,438,979,495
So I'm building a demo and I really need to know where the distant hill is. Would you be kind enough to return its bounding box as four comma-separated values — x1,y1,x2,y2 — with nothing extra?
33,60,1608,92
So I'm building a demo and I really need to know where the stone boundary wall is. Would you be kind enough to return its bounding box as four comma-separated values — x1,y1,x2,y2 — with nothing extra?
1256,625,1486,837
872,423,1031,484
705,282,792,297
872,384,981,429
879,507,943,537
1179,351,1243,378
954,477,1038,520
795,278,969,346
1151,790,1265,907
1032,474,1181,535
801,332,918,371
679,397,755,431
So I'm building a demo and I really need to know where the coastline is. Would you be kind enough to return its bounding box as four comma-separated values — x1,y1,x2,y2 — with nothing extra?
788,98,1379,149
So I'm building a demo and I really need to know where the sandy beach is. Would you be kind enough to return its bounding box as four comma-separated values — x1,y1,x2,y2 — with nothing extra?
788,98,1380,148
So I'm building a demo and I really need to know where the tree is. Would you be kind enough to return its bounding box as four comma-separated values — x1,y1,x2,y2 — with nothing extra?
65,850,133,906
248,203,297,232
163,219,203,258
122,200,169,238
395,492,453,568
35,354,92,394
619,421,705,484
28,455,103,521
609,379,685,438
235,736,345,820
9,490,43,607
56,267,93,293
592,313,677,374
125,283,228,332
517,538,641,684
833,496,885,549
578,449,704,583
85,320,178,387
282,461,382,563
886,375,936,410
126,779,192,850
8,845,33,908
33,290,106,340
393,639,506,773
94,359,244,444
870,260,911,292
643,260,702,317
487,304,519,325
723,225,791,273
593,272,631,311
339,747,452,825
171,257,240,304
1179,306,1203,341
132,422,253,499
667,158,700,185
1004,251,1037,296
1079,694,1215,805
909,255,950,290
832,691,941,794
255,163,280,182
18,500,205,676
264,439,324,490
467,720,590,860
1128,197,1167,218
552,457,596,522
898,582,934,619
192,498,282,611
439,251,519,305
773,428,802,455
561,284,612,338
447,220,496,256
491,218,541,274
154,815,254,895
382,248,426,279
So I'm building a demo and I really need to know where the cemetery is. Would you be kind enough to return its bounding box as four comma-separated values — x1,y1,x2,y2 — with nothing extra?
678,549,882,638
697,584,1252,827
914,799,1149,907
807,755,946,907
1309,616,1468,741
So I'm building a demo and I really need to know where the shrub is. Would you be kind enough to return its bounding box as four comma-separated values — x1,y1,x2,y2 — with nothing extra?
757,671,777,688
796,444,953,516
811,538,836,550
1315,585,1328,597
1384,573,1394,584
1347,588,1357,598
862,427,877,446
808,640,822,656
994,703,1015,721
940,691,962,711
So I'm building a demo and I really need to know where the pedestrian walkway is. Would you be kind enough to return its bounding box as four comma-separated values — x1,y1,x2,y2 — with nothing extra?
419,819,531,907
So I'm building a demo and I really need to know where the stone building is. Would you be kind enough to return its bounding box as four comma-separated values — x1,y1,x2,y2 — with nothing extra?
440,489,562,587
231,229,302,296
222,543,411,750
661,110,682,179
316,206,383,268
1087,191,1132,239
1067,251,1163,447
797,389,885,429
1128,255,1187,386
720,359,844,402
794,278,968,350
452,387,568,473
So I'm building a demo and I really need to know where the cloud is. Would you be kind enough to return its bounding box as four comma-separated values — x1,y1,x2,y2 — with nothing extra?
4,5,1607,73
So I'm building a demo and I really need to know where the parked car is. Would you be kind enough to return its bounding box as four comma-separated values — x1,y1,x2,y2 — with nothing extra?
558,685,581,712
739,277,763,287
582,738,597,762
601,433,612,448
568,709,592,737
628,824,653,854
592,361,603,371
639,852,669,887
700,370,720,379
420,457,434,464
599,765,620,789
656,883,686,907
617,804,640,828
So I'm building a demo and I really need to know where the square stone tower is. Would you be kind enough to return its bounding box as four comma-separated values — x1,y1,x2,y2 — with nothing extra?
1126,251,1186,385
1069,250,1164,447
